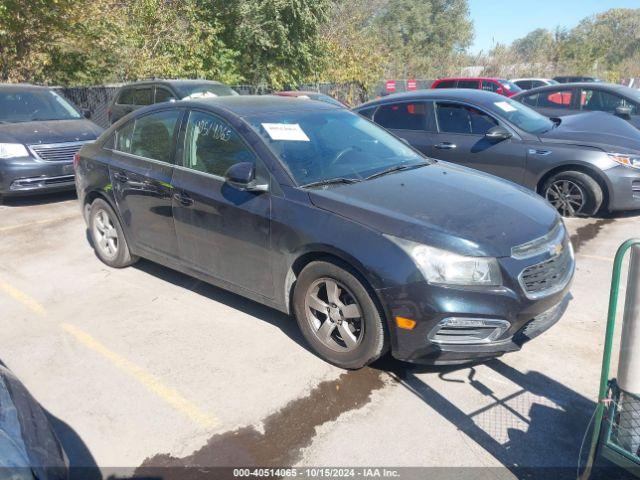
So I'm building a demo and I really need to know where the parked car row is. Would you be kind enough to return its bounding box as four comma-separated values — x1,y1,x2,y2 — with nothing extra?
3,75,637,370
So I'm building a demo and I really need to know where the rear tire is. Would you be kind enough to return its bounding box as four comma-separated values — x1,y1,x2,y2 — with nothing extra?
293,260,387,369
88,198,137,268
543,171,603,217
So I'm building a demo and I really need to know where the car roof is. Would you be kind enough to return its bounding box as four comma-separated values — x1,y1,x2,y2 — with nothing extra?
433,77,503,82
512,82,639,98
181,94,341,116
0,83,52,92
120,79,225,88
356,89,507,110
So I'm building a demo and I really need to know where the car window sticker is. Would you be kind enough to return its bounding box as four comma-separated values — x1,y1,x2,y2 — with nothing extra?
261,123,310,142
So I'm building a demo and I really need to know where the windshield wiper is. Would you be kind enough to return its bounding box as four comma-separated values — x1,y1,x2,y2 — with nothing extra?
302,177,361,188
364,162,429,181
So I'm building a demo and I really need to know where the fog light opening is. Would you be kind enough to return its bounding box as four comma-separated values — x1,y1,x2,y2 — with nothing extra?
428,317,510,345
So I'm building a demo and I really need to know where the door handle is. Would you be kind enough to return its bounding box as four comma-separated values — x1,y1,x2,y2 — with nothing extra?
434,142,457,150
113,172,128,183
173,191,194,207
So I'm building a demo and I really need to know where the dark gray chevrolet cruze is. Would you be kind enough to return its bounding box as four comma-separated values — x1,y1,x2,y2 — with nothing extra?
356,89,640,217
75,96,574,369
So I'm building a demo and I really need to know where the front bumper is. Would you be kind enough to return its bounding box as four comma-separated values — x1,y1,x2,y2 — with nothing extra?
604,165,640,212
0,156,76,196
377,248,574,365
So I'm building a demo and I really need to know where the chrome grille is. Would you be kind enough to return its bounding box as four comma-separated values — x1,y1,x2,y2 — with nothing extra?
519,246,574,299
29,141,90,162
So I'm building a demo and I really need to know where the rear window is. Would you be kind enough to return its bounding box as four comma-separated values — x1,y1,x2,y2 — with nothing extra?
374,102,435,131
434,80,456,89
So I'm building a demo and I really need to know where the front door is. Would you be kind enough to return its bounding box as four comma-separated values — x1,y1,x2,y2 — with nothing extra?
109,109,183,259
428,102,527,184
172,110,273,298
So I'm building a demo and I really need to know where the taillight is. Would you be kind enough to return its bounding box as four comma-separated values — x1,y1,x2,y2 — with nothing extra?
73,153,80,169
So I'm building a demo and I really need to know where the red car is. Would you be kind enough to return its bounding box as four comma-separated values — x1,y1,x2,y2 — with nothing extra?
431,77,523,97
274,90,348,107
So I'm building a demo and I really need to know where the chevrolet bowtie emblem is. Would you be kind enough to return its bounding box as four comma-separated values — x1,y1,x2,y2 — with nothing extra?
550,242,563,257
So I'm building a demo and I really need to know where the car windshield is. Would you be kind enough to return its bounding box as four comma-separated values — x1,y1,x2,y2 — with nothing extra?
177,83,239,99
489,97,555,134
0,90,81,123
247,110,430,186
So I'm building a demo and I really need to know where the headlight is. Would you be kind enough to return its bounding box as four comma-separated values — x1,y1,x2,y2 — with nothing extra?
608,152,640,170
0,143,29,159
385,235,503,287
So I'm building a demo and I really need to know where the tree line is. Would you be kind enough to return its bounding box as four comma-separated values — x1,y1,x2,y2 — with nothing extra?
0,0,637,91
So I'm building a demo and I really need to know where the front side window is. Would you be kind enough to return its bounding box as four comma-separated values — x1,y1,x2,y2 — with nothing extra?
374,102,435,131
183,111,256,177
115,110,181,163
247,110,428,186
0,89,81,123
436,103,498,135
155,88,176,104
580,89,635,113
482,81,499,92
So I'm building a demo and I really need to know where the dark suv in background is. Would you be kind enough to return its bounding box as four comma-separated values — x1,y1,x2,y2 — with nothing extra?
108,79,238,124
0,84,102,199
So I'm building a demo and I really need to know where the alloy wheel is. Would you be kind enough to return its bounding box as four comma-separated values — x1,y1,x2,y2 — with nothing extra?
93,209,119,259
304,278,364,352
545,180,586,217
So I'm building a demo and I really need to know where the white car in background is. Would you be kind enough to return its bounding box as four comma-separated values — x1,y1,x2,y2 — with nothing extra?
510,78,559,90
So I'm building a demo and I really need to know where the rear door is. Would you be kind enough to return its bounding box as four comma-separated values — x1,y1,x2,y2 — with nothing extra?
371,101,438,154
172,109,273,298
428,101,526,183
109,109,184,259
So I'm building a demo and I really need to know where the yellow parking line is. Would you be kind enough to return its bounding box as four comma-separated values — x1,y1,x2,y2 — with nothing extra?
0,214,79,234
0,279,46,316
61,323,217,429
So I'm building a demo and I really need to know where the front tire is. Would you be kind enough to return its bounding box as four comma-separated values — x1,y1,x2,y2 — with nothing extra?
543,171,603,217
293,260,387,369
88,198,137,268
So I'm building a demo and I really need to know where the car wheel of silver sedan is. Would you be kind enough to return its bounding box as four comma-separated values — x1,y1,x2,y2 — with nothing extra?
293,260,387,369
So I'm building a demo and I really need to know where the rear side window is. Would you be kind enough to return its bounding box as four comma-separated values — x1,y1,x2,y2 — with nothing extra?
520,93,539,107
183,110,257,177
134,88,153,106
115,110,182,163
436,103,498,135
374,102,435,131
515,81,532,90
538,90,573,109
117,89,134,105
457,80,479,89
434,80,456,89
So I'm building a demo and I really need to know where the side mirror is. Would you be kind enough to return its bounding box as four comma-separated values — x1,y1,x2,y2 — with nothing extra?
485,126,512,141
224,162,268,192
82,109,92,119
615,105,632,120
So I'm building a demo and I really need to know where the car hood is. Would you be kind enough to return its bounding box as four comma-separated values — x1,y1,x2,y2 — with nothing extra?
0,119,103,145
538,112,640,153
308,162,559,258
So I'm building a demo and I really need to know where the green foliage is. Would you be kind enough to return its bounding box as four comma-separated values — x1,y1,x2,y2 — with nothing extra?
374,0,473,78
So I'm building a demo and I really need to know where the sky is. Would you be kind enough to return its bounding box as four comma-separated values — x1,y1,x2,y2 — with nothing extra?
468,0,640,54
